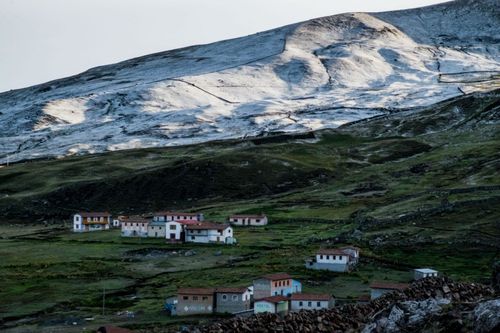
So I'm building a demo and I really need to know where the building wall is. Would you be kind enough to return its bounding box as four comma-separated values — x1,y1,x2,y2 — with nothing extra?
185,227,233,243
153,214,203,222
254,301,276,314
276,301,289,314
231,216,268,226
215,292,251,314
177,294,214,316
306,261,349,272
414,271,438,280
316,254,349,264
290,299,332,311
147,224,166,238
121,222,149,237
253,279,272,300
73,214,82,232
166,222,183,240
270,278,292,296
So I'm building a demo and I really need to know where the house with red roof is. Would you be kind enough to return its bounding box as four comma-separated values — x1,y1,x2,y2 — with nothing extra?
290,293,335,311
176,288,215,316
165,219,199,242
214,287,252,314
253,273,302,300
305,246,360,272
152,211,204,223
229,214,268,226
120,216,150,237
184,222,235,244
254,295,289,314
73,212,111,232
369,281,409,299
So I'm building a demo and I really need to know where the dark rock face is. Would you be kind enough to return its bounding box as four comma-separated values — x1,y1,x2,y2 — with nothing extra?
187,277,494,333
492,261,500,293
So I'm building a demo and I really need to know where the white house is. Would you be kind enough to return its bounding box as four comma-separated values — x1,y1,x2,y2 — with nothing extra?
184,222,234,244
121,217,150,237
73,212,111,232
112,215,127,228
166,220,199,242
290,293,335,311
305,246,360,272
152,211,204,222
229,214,268,226
414,268,438,280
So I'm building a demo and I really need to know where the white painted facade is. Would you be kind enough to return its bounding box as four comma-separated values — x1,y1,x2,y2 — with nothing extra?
153,212,204,222
166,221,184,241
290,299,330,311
316,253,349,264
229,215,268,226
185,225,233,244
414,268,438,280
73,213,111,232
121,220,149,237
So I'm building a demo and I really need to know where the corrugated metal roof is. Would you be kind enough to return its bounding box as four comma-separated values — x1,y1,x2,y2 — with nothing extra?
290,293,332,301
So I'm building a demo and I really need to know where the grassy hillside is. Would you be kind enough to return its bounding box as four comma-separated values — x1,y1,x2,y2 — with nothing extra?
0,90,498,332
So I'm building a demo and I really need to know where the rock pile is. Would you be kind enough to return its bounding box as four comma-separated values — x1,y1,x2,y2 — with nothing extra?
188,277,494,333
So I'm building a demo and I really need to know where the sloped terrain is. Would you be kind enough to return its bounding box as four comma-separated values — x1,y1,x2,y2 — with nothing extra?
0,0,499,163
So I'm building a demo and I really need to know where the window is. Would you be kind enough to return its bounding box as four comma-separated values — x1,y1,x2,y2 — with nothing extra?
202,296,208,300
333,255,336,260
193,296,198,300
256,219,260,222
183,296,188,300
232,295,238,301
233,219,237,222
326,255,330,260
317,301,321,307
170,225,176,230
222,294,227,301
287,280,290,286
299,301,303,306
339,256,343,260
308,301,312,307
274,282,277,287
320,255,323,259
191,236,195,240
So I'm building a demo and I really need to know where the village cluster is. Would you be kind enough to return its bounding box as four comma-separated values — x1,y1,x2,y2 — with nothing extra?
71,211,439,317
72,211,268,243
167,266,439,316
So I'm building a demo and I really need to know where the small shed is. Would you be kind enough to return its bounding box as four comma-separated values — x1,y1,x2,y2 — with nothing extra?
414,268,438,280
254,295,289,315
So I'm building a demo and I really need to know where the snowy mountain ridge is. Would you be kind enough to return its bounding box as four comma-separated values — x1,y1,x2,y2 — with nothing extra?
0,0,499,163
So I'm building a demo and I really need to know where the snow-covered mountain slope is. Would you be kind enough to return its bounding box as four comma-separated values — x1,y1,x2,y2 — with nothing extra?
0,0,498,163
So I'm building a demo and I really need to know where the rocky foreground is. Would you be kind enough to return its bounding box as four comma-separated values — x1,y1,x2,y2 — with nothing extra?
187,277,499,333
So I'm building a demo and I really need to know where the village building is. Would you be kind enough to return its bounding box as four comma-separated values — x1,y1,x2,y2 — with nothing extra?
305,246,360,272
73,212,111,232
254,295,289,315
253,273,302,299
290,293,335,311
414,268,438,280
120,217,150,237
153,211,204,222
229,214,268,226
147,221,166,238
184,222,234,244
111,216,125,228
370,282,409,300
214,287,252,314
165,220,199,242
176,288,215,316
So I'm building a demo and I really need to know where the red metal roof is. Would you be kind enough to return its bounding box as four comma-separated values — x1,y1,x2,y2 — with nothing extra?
369,282,409,290
185,222,230,231
256,295,289,303
215,287,249,294
154,211,198,216
78,212,111,217
290,293,332,301
178,288,215,295
179,220,201,225
260,273,292,281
